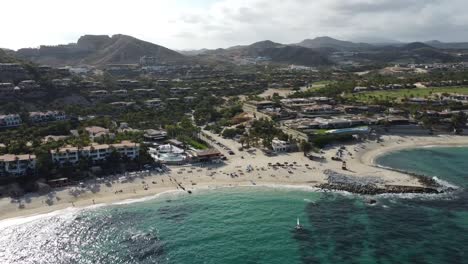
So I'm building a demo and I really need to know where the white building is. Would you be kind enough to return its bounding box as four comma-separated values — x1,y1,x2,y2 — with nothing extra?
0,154,36,176
271,139,293,153
0,83,14,96
51,141,140,165
0,114,22,128
18,80,40,91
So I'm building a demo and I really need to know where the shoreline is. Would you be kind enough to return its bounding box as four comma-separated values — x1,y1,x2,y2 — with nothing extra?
2,134,468,222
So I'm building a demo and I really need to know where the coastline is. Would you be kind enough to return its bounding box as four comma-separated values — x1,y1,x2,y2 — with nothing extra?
2,134,468,222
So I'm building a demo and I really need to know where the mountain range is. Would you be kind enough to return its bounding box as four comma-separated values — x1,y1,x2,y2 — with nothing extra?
8,35,468,68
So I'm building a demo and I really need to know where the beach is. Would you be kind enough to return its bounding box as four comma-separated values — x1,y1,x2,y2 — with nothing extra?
2,134,468,221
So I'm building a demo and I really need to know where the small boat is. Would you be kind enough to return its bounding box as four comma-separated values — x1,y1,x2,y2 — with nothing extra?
295,217,303,230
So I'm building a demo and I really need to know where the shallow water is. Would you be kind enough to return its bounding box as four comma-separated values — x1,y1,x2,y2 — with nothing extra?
1,147,467,264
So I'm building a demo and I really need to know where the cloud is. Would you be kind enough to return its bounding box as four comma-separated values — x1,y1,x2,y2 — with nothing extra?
1,0,468,50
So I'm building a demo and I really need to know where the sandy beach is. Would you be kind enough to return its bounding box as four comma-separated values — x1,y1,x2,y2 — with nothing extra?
2,134,468,221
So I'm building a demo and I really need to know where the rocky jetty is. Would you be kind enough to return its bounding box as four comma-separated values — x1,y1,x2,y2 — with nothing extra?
319,170,442,195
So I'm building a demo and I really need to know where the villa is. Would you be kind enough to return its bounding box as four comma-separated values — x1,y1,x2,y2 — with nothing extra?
29,111,67,123
85,126,115,141
0,114,22,128
50,141,140,165
0,154,36,176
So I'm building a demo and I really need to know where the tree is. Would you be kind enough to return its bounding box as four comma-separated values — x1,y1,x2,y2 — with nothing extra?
222,128,238,139
300,141,312,155
451,112,467,133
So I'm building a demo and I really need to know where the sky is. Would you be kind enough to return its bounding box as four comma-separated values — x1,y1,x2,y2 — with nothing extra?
1,0,468,50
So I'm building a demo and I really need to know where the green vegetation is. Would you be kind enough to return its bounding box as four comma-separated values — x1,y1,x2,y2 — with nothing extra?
311,134,354,148
184,138,209,150
349,86,468,103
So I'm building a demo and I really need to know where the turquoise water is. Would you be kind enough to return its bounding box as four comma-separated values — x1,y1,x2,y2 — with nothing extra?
1,147,468,264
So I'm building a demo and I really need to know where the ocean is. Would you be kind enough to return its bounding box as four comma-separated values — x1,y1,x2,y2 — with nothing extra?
0,147,467,264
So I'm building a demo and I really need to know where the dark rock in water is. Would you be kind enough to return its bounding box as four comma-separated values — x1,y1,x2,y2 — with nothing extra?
187,190,192,194
368,199,377,205
320,169,446,195
318,183,440,195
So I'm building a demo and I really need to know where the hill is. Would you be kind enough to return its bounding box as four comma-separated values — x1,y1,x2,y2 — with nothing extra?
425,40,468,50
0,49,19,63
199,40,330,66
258,46,331,66
15,34,190,67
353,42,459,64
401,42,434,51
296,36,373,50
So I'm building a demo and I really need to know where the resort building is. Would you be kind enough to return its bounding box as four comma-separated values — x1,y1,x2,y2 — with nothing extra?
145,99,162,108
302,104,341,116
0,83,15,96
109,101,136,108
189,149,223,163
18,80,40,91
51,141,140,165
0,114,22,128
243,100,275,113
0,154,36,176
117,79,140,88
112,89,128,96
144,129,167,141
29,111,67,123
52,78,72,88
90,90,109,98
85,126,115,141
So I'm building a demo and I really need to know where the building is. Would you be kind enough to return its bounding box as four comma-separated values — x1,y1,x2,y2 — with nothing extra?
109,101,136,108
144,129,167,141
353,86,369,93
90,90,109,98
112,89,128,96
29,111,67,123
145,99,162,108
0,83,15,96
18,80,40,91
133,88,156,94
271,139,294,153
0,154,36,176
243,100,275,113
85,126,115,141
0,63,29,82
184,96,196,103
302,105,341,116
117,79,140,88
190,149,223,163
170,87,192,95
52,78,72,88
51,141,140,165
0,114,22,128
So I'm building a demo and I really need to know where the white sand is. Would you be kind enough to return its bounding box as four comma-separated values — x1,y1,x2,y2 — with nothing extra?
1,134,468,221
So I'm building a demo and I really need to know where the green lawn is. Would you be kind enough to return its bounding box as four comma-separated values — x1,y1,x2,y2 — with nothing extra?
347,86,468,103
186,138,209,150
311,80,335,90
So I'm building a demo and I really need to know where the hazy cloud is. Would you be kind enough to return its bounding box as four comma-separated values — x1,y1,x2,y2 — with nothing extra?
1,0,468,50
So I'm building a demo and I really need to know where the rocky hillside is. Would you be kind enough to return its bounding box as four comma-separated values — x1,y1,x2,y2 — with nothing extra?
15,34,190,67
